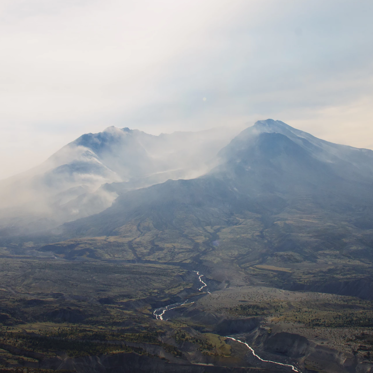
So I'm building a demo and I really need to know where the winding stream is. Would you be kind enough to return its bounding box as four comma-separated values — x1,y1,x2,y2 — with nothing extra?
226,337,301,372
152,270,302,373
153,299,194,321
194,270,211,293
153,270,208,320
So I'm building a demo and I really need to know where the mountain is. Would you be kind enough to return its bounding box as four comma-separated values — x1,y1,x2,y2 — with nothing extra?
0,125,239,236
61,119,373,238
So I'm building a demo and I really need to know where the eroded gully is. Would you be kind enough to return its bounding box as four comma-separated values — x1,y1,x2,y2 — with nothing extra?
152,270,302,373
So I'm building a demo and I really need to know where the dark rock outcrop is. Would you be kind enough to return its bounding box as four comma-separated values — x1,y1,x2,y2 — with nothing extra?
263,332,309,357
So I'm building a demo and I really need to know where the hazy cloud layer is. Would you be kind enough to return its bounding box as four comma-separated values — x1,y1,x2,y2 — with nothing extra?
1,0,372,178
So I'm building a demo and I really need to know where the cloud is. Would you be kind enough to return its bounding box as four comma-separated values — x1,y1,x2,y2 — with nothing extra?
0,0,373,178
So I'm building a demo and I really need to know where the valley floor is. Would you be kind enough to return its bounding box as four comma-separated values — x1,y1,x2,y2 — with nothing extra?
0,250,372,373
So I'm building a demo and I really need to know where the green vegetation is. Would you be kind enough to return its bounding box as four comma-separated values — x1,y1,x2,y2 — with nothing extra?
0,257,196,369
174,330,231,356
229,297,373,328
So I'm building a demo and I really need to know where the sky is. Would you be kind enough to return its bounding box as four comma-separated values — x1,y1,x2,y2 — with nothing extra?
0,0,373,179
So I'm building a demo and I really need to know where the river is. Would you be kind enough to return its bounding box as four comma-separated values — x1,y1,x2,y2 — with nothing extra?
153,270,207,320
226,337,301,372
152,270,302,372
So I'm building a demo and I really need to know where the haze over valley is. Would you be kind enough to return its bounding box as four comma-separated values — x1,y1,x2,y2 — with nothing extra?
0,125,240,236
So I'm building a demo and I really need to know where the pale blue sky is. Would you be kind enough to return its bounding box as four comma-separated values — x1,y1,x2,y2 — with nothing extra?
0,0,372,178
